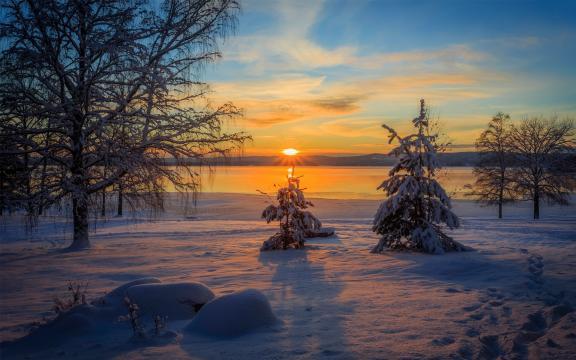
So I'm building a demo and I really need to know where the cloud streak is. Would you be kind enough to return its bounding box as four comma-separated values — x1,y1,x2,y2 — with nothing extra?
213,71,501,127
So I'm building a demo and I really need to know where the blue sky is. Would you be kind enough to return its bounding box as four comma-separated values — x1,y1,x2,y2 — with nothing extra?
205,0,576,155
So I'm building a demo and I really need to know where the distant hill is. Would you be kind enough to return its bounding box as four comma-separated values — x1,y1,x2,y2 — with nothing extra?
167,152,481,167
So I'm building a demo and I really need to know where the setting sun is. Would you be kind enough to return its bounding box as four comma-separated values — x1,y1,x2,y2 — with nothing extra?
282,148,299,156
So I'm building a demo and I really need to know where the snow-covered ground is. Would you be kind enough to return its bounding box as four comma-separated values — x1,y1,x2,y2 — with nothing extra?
1,193,575,359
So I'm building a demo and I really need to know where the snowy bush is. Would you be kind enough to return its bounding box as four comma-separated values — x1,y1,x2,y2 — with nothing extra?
260,175,322,250
53,281,88,314
119,297,146,338
372,99,469,254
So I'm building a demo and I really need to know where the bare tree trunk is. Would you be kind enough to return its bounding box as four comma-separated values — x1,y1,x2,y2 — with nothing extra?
71,197,89,249
117,185,123,217
69,114,90,249
22,140,33,216
533,190,540,220
498,186,503,219
0,171,3,216
101,188,106,217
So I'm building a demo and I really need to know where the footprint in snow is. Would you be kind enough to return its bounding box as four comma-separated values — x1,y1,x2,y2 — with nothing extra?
431,336,455,346
479,335,502,360
469,312,485,321
465,328,480,337
462,303,482,312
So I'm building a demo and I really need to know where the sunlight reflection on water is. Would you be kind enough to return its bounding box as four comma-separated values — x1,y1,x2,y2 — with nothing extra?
169,166,475,200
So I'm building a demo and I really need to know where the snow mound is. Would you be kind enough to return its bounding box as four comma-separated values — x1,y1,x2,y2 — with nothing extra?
106,277,162,299
125,282,215,320
185,289,278,337
95,277,162,308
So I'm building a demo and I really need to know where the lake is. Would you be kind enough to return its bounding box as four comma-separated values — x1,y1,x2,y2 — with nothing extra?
177,166,476,200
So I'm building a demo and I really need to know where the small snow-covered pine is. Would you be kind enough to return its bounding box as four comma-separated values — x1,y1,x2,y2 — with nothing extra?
372,99,469,254
261,176,322,250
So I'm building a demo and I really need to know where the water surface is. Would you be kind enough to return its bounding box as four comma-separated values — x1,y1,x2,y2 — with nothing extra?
187,166,475,200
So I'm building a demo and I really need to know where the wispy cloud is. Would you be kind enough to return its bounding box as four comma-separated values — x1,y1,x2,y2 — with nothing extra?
213,72,502,127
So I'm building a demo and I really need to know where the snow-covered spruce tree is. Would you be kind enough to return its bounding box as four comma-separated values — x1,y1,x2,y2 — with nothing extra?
261,175,322,251
372,99,468,254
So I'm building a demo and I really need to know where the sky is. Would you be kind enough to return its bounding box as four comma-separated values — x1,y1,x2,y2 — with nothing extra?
205,0,576,155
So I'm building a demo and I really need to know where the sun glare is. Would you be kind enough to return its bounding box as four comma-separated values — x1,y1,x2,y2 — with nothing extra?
282,148,299,156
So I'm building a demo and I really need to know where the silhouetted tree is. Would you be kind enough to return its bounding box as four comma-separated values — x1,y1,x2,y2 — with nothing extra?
472,113,516,218
372,99,468,254
508,117,575,219
0,0,249,249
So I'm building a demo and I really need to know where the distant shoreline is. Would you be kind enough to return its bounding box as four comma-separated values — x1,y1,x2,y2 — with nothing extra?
165,152,480,167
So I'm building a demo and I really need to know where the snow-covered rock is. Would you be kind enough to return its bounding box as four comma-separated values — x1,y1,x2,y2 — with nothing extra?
185,289,278,337
125,282,215,320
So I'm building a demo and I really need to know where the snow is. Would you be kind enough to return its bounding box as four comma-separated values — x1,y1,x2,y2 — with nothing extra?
1,192,575,359
125,282,215,320
101,277,161,301
185,289,278,337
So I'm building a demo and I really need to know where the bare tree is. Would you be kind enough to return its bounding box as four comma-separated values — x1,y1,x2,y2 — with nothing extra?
0,0,249,249
471,112,516,218
508,116,575,219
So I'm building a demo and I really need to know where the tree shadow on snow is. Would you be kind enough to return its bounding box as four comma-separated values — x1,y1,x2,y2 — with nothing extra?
256,248,352,358
392,249,537,296
168,248,351,360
